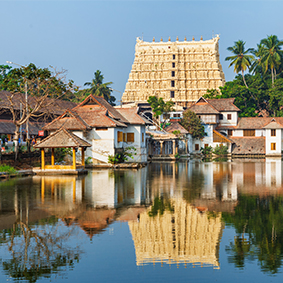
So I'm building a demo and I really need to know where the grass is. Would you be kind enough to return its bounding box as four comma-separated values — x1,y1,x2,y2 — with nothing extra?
0,164,17,175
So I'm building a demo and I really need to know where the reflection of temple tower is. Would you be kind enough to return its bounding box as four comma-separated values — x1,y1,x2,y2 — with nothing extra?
122,36,225,107
128,198,223,268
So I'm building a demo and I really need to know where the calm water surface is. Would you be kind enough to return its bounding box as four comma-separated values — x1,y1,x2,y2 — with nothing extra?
0,159,283,282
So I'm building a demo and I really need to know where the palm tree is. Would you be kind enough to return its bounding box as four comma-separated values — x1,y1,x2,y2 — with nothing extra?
225,40,254,88
260,35,283,87
84,70,114,102
250,44,265,75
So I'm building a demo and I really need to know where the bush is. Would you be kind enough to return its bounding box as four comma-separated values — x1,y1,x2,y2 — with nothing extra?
108,147,137,164
201,146,212,156
0,164,17,174
213,144,228,155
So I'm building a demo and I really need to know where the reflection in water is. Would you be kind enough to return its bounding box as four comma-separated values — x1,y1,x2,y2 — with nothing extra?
129,198,223,268
223,195,283,274
1,160,283,281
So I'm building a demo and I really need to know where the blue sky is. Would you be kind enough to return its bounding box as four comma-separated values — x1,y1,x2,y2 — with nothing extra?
1,1,283,102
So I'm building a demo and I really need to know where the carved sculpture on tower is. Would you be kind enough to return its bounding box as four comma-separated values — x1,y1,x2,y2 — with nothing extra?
122,35,225,107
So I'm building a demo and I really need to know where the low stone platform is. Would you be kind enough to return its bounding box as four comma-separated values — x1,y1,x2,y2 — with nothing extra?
33,167,88,176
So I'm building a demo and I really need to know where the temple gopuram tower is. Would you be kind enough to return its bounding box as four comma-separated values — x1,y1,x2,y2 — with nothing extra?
122,35,225,107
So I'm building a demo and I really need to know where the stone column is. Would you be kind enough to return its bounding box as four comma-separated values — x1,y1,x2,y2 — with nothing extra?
173,140,176,155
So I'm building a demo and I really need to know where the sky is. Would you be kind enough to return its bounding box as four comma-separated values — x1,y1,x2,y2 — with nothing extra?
1,0,283,102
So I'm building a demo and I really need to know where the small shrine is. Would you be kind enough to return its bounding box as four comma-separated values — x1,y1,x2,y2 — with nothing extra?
33,128,91,175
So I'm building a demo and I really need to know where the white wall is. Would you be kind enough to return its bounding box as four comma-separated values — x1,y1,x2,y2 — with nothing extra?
265,129,282,156
218,111,238,126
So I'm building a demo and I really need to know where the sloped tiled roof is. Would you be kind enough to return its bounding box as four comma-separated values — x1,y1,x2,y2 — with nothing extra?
43,109,91,131
262,120,283,129
34,128,91,148
231,137,265,154
165,122,189,135
189,101,220,114
0,91,77,115
115,108,147,125
73,95,128,124
75,109,127,128
207,98,240,112
236,117,275,129
0,119,42,135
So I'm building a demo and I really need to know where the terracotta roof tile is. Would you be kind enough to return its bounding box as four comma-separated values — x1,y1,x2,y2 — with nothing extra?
207,98,240,112
189,101,220,114
43,109,91,131
34,128,91,148
0,120,42,135
165,122,189,134
115,108,147,125
231,137,265,154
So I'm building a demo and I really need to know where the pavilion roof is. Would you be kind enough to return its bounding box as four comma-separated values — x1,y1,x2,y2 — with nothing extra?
34,128,91,148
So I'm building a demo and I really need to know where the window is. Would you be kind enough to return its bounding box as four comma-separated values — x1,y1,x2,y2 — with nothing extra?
171,80,175,87
195,144,199,151
228,130,233,136
171,71,175,77
219,114,223,120
271,129,276,136
172,54,175,60
170,91,175,98
118,131,123,142
172,62,175,68
227,114,232,120
173,114,181,117
271,143,276,150
127,133,135,143
205,144,209,148
142,133,144,143
243,129,255,136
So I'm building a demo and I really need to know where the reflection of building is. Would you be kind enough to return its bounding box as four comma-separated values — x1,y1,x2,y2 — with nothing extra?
129,198,223,268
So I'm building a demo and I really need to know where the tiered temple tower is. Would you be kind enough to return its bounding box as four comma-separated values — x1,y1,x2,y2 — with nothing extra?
122,35,225,107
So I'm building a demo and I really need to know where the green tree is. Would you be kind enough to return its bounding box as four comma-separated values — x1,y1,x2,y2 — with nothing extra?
179,109,205,139
225,40,254,88
147,96,174,119
1,63,76,158
222,195,283,274
83,70,116,105
260,35,283,87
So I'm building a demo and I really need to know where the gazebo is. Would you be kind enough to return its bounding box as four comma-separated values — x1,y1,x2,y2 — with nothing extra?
33,128,91,175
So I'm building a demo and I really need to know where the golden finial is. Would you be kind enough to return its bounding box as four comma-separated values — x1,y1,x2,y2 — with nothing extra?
184,36,187,41
201,36,203,40
176,36,179,41
153,37,155,42
192,36,195,41
160,37,163,42
168,36,171,42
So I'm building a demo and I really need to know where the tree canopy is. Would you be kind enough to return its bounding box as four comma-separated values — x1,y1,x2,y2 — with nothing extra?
179,109,205,139
206,35,283,117
81,70,116,106
147,96,174,118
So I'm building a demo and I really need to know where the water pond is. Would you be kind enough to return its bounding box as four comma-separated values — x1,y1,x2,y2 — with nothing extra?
0,159,283,282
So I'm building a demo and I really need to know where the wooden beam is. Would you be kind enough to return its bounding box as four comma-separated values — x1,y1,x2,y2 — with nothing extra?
41,149,45,170
51,148,55,165
72,148,76,170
